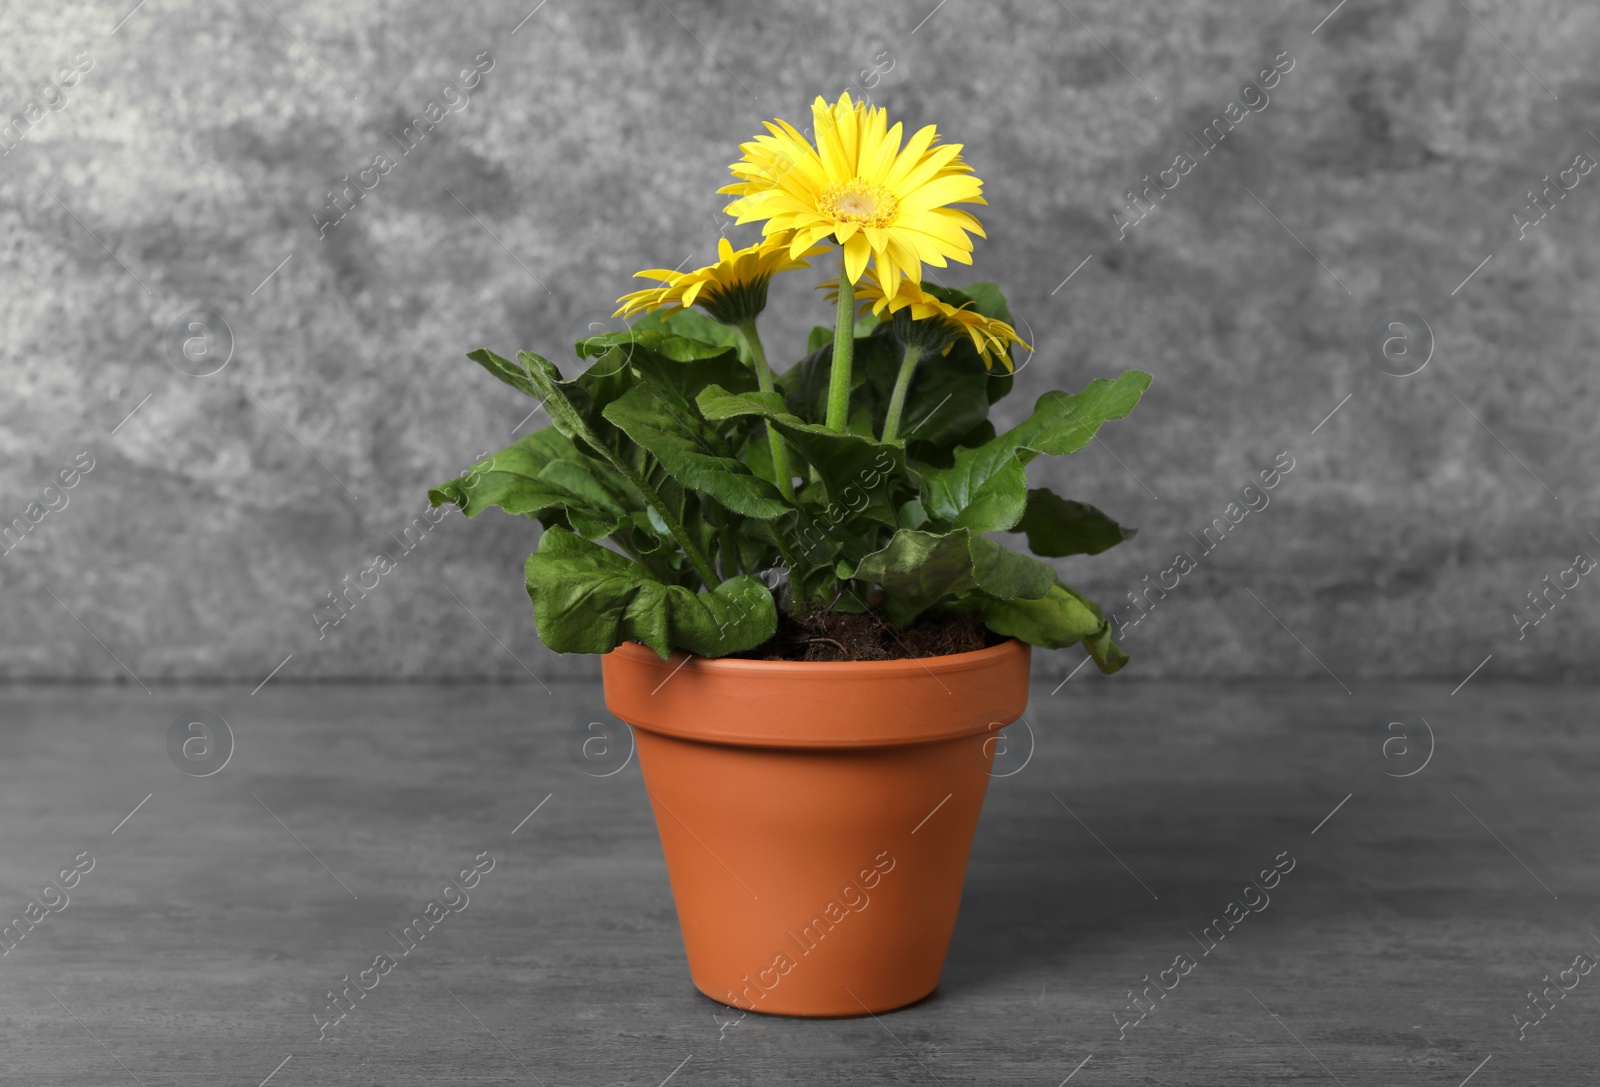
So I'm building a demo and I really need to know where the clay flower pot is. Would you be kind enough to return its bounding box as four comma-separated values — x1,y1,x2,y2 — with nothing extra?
602,638,1030,1017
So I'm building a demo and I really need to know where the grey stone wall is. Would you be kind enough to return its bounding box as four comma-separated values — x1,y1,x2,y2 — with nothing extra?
2,0,1596,684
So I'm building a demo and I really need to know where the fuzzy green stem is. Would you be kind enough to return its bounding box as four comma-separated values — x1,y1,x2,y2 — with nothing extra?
671,522,722,589
825,258,856,432
609,458,720,588
518,349,719,587
880,342,926,443
609,531,646,564
712,504,746,579
718,521,743,579
769,527,808,612
737,319,796,502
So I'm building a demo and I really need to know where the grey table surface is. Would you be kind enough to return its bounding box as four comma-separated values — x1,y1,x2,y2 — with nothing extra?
2,679,1595,1085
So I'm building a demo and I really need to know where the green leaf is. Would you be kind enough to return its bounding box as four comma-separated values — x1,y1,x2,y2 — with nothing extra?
467,347,545,401
535,457,632,520
484,349,601,451
992,370,1151,460
779,326,898,429
978,582,1102,647
1017,490,1137,556
575,329,758,404
842,323,999,449
950,457,1027,533
603,385,789,519
847,528,1057,624
577,326,738,366
917,370,1150,525
979,582,1128,674
525,528,776,657
694,386,789,422
697,384,904,525
428,428,628,540
893,351,995,457
1082,621,1129,673
616,309,751,363
499,350,724,588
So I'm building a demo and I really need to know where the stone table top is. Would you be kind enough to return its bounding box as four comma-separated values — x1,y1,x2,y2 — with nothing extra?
2,679,1594,1085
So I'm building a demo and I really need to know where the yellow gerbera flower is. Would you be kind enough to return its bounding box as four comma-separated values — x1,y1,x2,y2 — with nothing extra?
825,272,1029,373
720,93,987,299
613,236,823,325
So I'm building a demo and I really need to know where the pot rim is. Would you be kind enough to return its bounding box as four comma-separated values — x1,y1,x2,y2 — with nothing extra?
601,638,1032,748
606,636,1024,675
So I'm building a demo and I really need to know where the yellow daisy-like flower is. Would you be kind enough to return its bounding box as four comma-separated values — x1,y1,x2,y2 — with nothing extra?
720,93,987,299
825,272,1030,373
613,236,823,325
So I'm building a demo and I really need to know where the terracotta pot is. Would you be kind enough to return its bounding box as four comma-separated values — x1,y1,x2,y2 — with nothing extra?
602,639,1030,1017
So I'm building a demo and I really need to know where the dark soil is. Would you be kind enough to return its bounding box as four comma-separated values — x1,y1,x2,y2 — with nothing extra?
729,607,995,662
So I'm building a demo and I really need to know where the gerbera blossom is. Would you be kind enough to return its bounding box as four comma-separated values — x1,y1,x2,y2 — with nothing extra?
613,236,823,325
720,93,987,298
825,272,1030,373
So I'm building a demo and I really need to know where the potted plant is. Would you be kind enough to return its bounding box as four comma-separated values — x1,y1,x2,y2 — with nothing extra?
430,92,1149,1017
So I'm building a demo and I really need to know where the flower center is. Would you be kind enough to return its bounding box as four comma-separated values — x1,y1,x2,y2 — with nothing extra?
823,180,898,228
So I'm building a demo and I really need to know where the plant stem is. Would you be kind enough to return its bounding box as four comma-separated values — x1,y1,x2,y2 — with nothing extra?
880,342,925,443
610,531,646,564
717,515,743,580
737,319,796,502
612,460,721,588
656,502,722,589
825,255,856,432
768,524,807,611
514,348,720,587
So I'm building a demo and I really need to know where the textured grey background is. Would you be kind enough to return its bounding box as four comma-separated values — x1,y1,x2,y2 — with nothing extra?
2,0,1597,684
